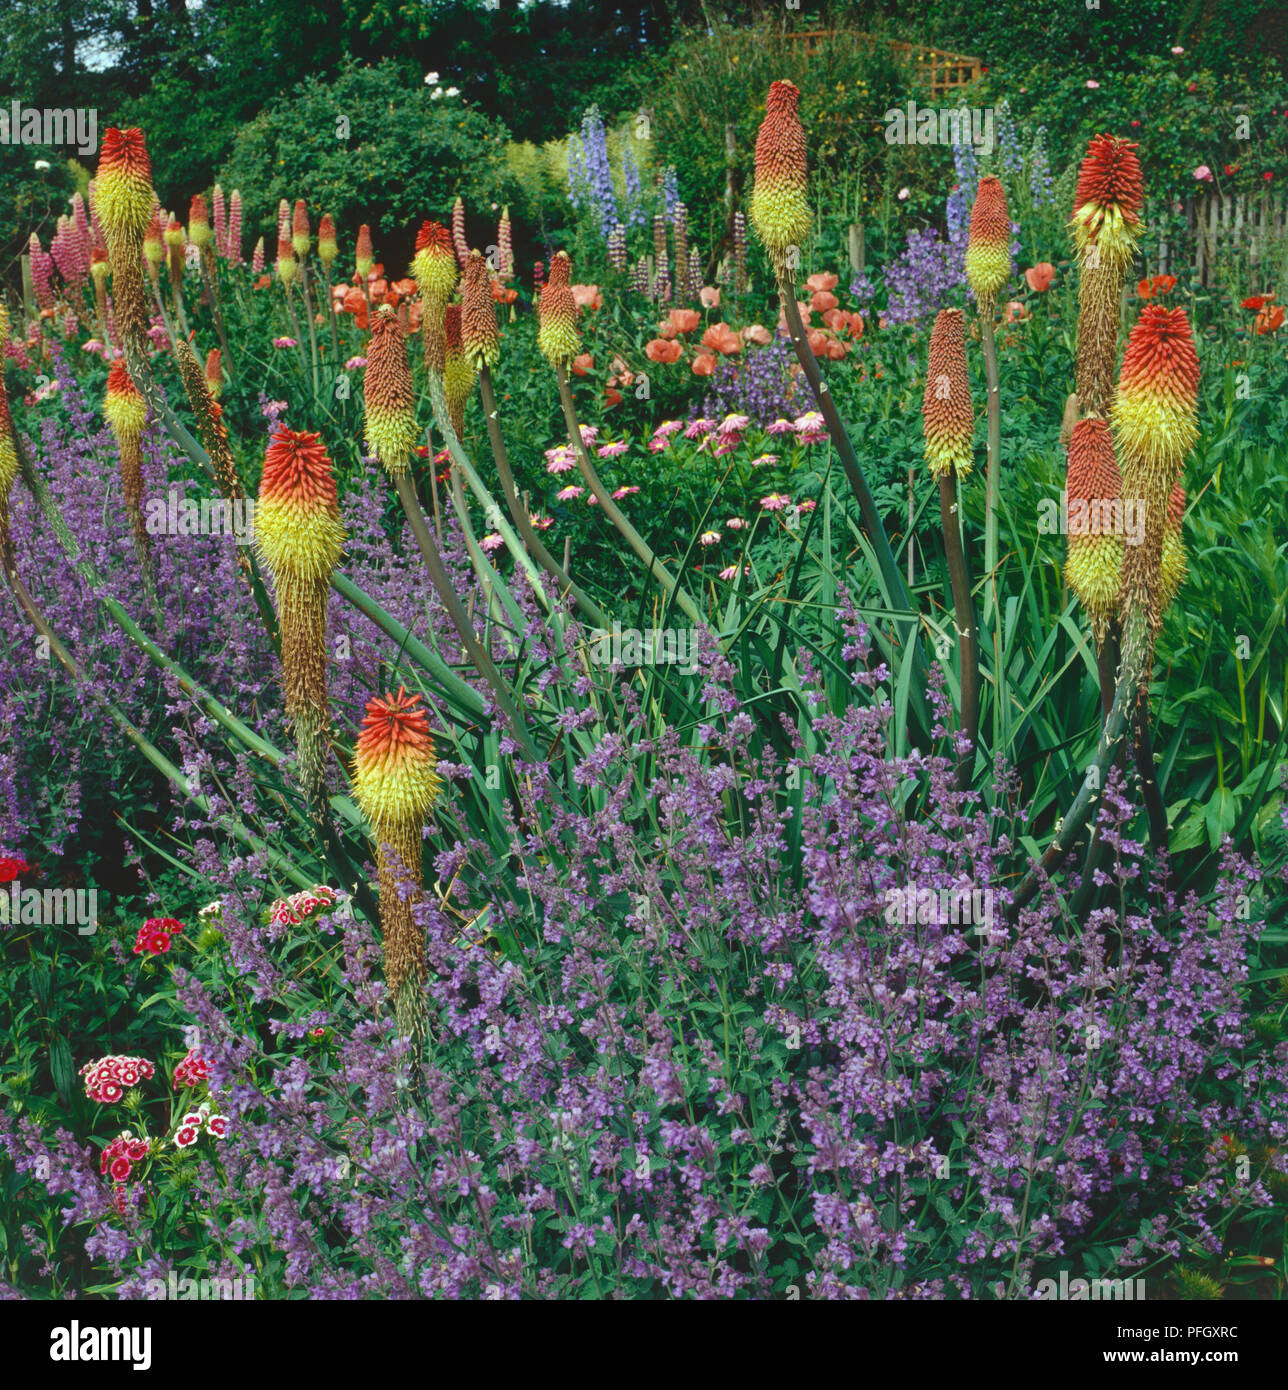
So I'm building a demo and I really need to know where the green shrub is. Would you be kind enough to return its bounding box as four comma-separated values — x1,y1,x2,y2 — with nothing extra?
217,56,515,254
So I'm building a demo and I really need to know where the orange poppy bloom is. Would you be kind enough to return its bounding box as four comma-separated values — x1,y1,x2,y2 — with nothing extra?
571,352,595,375
1137,274,1177,300
1255,303,1285,333
666,308,701,335
742,324,773,345
604,384,623,407
1242,295,1271,311
806,328,829,356
805,271,838,294
253,274,271,290
644,339,683,364
691,353,717,376
1024,262,1055,292
1002,300,1029,324
571,284,602,310
701,323,741,355
491,282,518,304
810,290,839,313
823,337,848,360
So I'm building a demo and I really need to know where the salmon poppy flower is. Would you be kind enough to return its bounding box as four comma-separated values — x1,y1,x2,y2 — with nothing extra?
571,284,602,310
645,338,683,364
742,324,773,345
666,307,701,335
570,352,595,375
1024,262,1055,292
699,286,721,308
1136,274,1177,300
491,281,518,304
691,353,717,376
1256,303,1285,333
701,323,741,355
810,290,839,313
805,271,838,294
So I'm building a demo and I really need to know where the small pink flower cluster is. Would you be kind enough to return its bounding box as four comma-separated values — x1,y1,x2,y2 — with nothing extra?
268,883,339,927
100,1131,150,1182
132,916,184,956
544,444,577,475
172,1047,211,1089
648,420,683,452
174,1102,229,1148
80,1055,156,1103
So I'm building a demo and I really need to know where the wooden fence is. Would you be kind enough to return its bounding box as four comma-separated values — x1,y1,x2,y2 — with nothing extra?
1144,191,1288,285
783,30,982,96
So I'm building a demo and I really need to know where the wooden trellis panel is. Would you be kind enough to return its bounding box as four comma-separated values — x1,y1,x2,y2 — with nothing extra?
783,30,983,96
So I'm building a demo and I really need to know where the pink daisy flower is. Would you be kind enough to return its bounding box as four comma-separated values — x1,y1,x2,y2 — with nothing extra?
793,411,827,444
760,493,791,512
557,485,584,501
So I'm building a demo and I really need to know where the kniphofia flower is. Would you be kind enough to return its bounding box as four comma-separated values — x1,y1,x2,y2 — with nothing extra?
255,427,346,814
350,686,441,1030
1112,305,1199,632
95,128,155,345
750,80,810,278
188,194,211,249
1063,417,1124,645
412,220,457,373
291,199,310,258
104,360,152,583
1070,134,1145,413
443,303,476,440
355,224,373,280
317,214,337,269
276,234,297,287
95,127,154,241
921,309,974,479
363,305,418,473
461,249,499,370
411,220,457,306
965,175,1010,320
537,250,581,368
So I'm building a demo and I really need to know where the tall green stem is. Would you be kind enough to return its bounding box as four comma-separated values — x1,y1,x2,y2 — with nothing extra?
1007,605,1151,917
776,280,928,731
555,366,707,634
391,469,539,760
478,366,609,629
939,473,979,789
